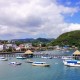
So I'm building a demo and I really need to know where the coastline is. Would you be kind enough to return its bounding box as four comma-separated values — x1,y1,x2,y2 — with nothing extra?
0,51,25,54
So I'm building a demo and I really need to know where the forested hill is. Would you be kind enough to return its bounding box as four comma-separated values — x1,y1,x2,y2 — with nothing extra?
50,30,80,47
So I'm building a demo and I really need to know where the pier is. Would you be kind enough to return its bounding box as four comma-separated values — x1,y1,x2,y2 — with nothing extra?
0,53,74,59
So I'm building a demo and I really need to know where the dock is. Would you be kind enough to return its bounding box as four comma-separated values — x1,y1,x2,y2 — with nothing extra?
0,53,74,59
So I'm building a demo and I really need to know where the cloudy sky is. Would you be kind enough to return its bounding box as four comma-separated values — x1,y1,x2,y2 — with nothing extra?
0,0,80,39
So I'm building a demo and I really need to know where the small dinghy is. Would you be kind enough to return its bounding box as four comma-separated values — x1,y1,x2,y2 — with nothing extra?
9,62,22,65
32,62,50,67
0,57,8,61
25,59,33,63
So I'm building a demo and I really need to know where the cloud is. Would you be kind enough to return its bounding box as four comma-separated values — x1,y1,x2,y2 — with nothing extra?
62,23,80,32
0,0,79,39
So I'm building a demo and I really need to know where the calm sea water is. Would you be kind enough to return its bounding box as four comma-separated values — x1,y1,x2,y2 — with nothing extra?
0,50,80,80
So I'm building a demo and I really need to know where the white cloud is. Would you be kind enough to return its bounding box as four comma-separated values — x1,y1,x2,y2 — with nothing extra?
0,0,79,39
62,23,80,32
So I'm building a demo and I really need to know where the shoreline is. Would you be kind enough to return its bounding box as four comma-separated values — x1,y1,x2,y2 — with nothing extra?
0,51,25,54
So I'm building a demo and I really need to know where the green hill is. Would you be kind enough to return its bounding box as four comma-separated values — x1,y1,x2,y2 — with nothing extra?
50,30,80,47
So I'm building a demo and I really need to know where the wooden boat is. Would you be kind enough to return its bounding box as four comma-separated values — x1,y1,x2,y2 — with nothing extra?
32,62,50,67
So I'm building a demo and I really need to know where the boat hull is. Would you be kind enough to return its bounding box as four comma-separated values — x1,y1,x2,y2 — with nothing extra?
9,62,22,65
32,64,50,67
0,57,8,61
25,59,33,63
41,56,52,59
63,60,80,67
32,62,50,67
16,57,26,59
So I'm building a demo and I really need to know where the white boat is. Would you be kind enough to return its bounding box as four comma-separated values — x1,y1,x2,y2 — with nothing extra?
62,56,72,60
67,63,80,67
9,62,22,65
32,62,50,67
25,59,33,63
16,56,26,59
41,56,52,59
63,60,80,67
0,57,8,61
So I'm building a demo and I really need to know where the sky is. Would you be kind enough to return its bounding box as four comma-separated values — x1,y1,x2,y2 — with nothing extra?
0,0,80,40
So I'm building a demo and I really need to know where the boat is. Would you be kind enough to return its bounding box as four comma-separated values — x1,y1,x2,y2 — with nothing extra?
67,63,80,67
9,62,22,65
25,59,33,63
16,56,26,59
41,56,52,59
63,60,80,67
0,57,8,61
32,62,50,67
61,56,72,60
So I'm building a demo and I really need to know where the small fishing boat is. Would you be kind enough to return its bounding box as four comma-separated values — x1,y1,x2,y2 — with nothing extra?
41,56,52,59
67,63,80,67
0,57,8,61
16,56,26,59
25,59,33,63
32,62,50,67
61,56,72,60
9,62,22,65
63,60,80,67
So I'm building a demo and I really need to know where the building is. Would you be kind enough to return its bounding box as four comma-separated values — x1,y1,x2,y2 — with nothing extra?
24,43,32,49
0,45,3,51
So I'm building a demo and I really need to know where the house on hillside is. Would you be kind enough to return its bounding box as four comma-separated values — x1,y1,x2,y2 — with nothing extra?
0,45,3,51
24,43,32,49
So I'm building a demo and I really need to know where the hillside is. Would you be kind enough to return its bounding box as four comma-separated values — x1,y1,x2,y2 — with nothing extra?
50,30,80,47
11,38,54,46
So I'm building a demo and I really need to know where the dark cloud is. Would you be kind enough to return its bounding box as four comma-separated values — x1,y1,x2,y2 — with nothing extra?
0,15,45,29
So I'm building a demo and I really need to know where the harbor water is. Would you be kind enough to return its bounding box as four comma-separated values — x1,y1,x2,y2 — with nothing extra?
0,50,80,80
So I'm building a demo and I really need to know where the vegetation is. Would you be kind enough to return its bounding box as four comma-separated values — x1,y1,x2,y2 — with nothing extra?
12,38,54,47
50,30,80,48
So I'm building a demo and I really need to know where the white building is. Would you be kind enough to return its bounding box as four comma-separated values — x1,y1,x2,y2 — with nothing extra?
24,43,32,49
0,45,3,51
16,47,21,51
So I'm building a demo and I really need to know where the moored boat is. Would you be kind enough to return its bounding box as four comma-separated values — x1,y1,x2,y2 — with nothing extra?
32,62,50,67
0,57,8,61
25,59,33,63
9,62,22,65
63,60,80,67
67,63,80,67
16,56,26,59
41,56,52,59
61,56,72,60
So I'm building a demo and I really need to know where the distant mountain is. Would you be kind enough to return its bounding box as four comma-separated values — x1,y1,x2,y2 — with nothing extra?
50,30,80,47
11,38,54,43
36,38,51,42
12,38,34,42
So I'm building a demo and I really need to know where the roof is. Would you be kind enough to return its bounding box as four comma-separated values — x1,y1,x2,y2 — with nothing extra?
24,50,33,54
73,50,80,55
